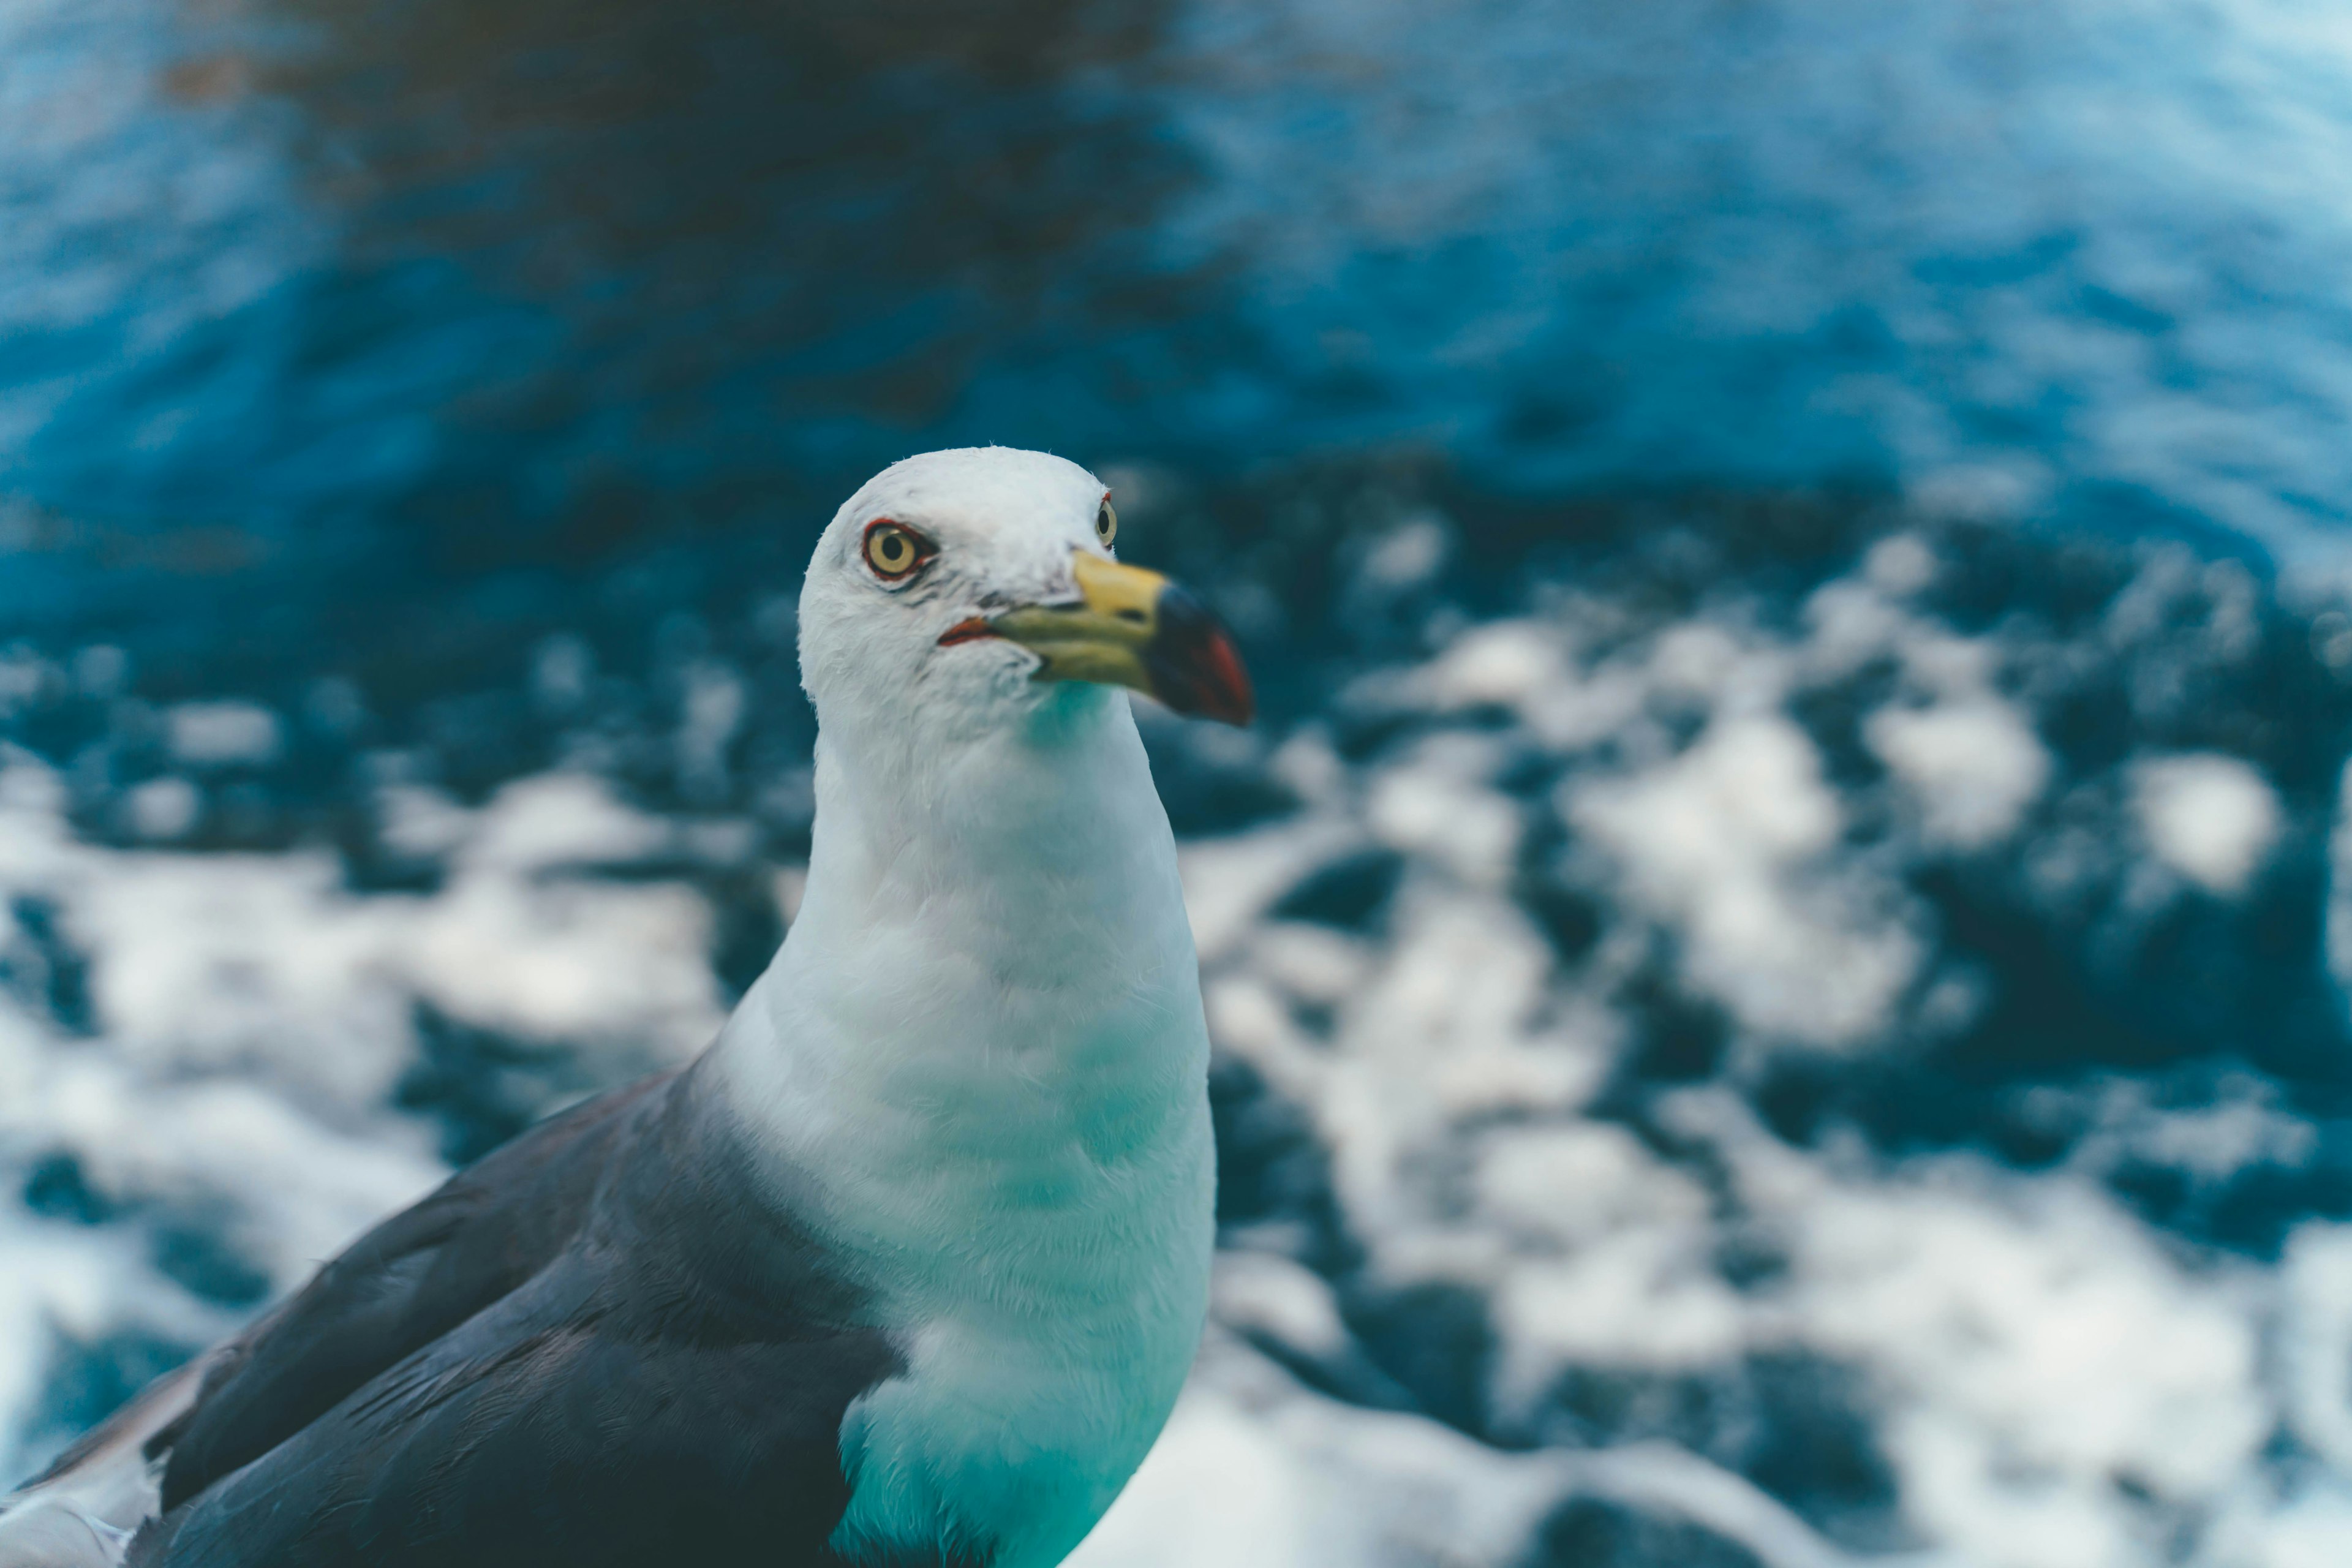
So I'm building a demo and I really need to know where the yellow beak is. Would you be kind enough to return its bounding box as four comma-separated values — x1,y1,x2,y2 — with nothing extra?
940,552,1255,726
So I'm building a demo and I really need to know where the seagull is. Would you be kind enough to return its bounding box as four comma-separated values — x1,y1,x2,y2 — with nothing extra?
0,447,1254,1568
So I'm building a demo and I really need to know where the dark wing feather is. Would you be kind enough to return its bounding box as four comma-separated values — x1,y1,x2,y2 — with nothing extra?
153,1072,674,1507
135,1256,896,1568
128,1065,906,1568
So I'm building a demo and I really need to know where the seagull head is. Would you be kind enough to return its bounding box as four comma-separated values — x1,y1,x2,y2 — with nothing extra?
798,448,1254,744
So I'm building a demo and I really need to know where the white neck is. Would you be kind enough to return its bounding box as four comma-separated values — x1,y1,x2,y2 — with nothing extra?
714,687,1207,1213
707,685,1216,1568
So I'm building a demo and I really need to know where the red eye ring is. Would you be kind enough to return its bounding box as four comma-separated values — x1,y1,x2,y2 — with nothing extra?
861,518,935,582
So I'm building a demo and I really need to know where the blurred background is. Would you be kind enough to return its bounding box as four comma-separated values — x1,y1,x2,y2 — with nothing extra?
6,0,2352,1563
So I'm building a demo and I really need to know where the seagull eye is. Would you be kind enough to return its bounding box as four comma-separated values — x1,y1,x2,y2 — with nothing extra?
1095,498,1117,548
862,520,932,582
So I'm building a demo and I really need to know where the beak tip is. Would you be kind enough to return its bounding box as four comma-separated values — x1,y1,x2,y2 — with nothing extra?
1194,635,1256,728
1147,584,1256,727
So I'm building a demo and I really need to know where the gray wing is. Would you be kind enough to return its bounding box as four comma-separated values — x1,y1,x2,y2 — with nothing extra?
94,1067,908,1568
149,1072,677,1507
131,1250,898,1567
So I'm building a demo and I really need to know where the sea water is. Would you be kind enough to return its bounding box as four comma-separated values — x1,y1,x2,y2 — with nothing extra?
8,1,2352,1563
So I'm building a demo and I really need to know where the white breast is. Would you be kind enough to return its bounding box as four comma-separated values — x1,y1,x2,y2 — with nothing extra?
824,1093,1215,1568
711,705,1218,1568
717,954,1215,1568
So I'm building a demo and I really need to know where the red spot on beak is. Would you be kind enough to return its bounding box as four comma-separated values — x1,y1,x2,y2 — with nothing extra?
1145,586,1256,727
1197,628,1255,726
937,617,999,647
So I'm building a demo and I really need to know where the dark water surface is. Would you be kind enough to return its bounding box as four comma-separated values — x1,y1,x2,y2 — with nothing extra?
11,0,2352,694
13,4,2352,1561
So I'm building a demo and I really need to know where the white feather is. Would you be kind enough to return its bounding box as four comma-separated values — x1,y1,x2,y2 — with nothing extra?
710,448,1216,1568
0,1357,208,1567
0,448,1216,1568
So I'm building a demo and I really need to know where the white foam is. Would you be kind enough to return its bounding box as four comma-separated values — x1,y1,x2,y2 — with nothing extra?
1678,1092,2269,1568
676,662,745,802
2278,1224,2352,1477
163,703,282,769
1072,1335,1871,1568
0,758,727,1483
1355,519,1449,594
1209,1252,1352,1364
1365,736,1521,887
6,526,2346,1566
2321,758,2352,998
1178,817,1363,964
2209,1481,2352,1568
1869,696,2049,850
121,777,198,843
1861,533,1940,595
1419,620,1566,712
1572,715,1921,1048
2133,752,2282,896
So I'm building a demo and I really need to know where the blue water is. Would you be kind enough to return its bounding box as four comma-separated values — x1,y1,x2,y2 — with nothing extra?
10,0,2352,687
17,4,2352,1560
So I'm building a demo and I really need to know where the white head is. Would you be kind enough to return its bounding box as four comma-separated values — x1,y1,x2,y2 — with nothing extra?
733,448,1232,1568
704,450,1231,1568
797,447,1251,761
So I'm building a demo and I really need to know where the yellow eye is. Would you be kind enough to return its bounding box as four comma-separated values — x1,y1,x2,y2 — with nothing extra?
862,520,930,580
1096,497,1117,547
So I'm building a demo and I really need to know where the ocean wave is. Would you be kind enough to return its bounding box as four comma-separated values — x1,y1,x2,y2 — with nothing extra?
5,478,2351,1564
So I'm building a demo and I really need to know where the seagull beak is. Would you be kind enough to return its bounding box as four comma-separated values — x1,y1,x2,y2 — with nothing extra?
946,552,1255,726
